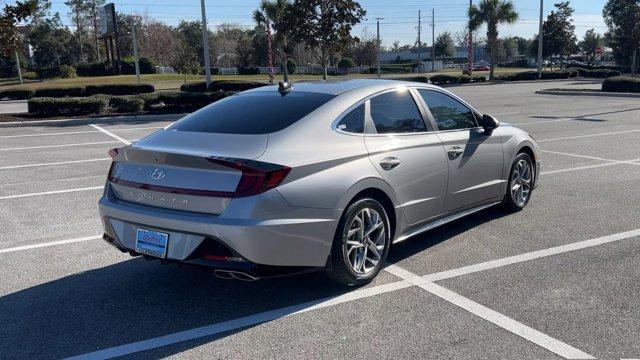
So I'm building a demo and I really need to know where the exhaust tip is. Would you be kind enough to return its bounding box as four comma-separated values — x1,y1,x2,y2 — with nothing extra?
214,270,259,281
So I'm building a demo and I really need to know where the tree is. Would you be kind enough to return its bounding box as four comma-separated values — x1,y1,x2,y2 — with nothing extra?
579,28,603,62
253,0,298,80
29,13,74,68
291,0,366,79
603,0,640,75
343,37,377,66
65,0,91,62
434,31,455,60
0,0,39,57
502,37,519,59
87,0,105,61
542,2,578,66
469,0,519,79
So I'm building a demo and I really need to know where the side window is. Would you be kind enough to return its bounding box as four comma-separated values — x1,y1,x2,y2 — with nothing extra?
369,90,427,134
336,104,364,133
418,90,478,131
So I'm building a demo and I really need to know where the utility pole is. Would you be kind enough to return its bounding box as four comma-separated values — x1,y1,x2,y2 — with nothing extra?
14,50,23,85
376,18,383,79
431,9,435,72
467,0,473,76
417,10,421,73
537,0,544,78
131,19,141,85
200,0,212,88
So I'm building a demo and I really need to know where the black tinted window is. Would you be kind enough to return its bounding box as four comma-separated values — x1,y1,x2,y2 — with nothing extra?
370,91,426,134
336,104,364,133
169,92,335,134
418,90,478,131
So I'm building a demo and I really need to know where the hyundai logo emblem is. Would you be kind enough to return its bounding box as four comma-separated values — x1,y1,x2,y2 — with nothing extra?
150,168,166,180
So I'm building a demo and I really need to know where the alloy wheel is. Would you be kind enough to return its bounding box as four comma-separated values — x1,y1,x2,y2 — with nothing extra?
344,207,387,274
510,158,532,206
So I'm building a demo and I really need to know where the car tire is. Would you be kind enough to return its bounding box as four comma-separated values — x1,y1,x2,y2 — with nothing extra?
502,152,535,212
326,198,391,286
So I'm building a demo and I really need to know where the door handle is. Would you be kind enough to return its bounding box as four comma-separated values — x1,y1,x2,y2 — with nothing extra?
380,157,402,170
447,146,464,160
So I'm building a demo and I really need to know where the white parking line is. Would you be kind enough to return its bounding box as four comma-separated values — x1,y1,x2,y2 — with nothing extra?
0,236,101,254
541,150,640,167
0,158,110,170
0,126,162,139
541,162,622,175
538,129,640,142
385,265,595,359
62,228,640,359
90,124,132,145
0,186,103,200
0,141,120,152
64,280,414,360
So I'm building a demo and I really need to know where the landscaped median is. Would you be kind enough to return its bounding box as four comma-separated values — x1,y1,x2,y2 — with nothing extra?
535,76,640,98
0,84,156,100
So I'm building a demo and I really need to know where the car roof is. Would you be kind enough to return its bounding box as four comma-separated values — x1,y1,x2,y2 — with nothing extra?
243,79,439,96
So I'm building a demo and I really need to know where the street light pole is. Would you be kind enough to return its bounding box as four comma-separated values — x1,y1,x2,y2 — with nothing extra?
417,10,421,73
376,18,383,79
200,0,212,88
131,19,141,85
537,0,544,78
14,50,23,86
431,9,435,72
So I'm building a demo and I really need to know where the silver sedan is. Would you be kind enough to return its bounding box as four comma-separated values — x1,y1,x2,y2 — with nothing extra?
99,79,540,285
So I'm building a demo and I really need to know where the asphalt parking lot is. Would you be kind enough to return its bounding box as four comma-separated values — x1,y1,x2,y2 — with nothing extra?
1,79,639,359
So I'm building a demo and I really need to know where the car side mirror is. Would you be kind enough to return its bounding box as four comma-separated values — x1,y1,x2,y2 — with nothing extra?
481,114,500,133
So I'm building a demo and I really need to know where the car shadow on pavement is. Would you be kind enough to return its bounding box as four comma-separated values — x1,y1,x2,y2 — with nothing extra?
0,207,509,359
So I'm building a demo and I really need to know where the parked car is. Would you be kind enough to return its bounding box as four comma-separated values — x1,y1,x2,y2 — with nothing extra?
99,79,541,285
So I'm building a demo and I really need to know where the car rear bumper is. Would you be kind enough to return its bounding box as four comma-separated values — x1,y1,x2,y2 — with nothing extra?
99,184,338,268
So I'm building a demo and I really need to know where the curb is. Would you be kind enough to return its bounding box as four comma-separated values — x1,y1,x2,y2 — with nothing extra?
0,113,187,128
535,89,640,98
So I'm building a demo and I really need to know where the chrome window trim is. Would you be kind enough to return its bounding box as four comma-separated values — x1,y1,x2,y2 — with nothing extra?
331,100,367,137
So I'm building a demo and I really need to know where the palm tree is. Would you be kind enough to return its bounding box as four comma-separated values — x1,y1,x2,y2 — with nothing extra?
253,0,294,82
469,0,519,79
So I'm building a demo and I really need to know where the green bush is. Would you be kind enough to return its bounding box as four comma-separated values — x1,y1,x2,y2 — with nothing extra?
180,80,264,92
472,75,486,82
76,61,113,76
28,96,108,116
59,65,77,78
142,91,233,112
0,89,35,100
582,69,621,78
120,56,157,74
430,74,460,85
391,76,429,83
338,57,356,69
84,84,155,96
602,76,640,93
33,86,84,97
458,75,471,84
282,59,296,74
109,96,145,112
541,70,572,79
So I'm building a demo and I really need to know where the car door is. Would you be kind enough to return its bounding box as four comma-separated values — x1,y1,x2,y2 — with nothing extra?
416,89,504,213
364,88,448,226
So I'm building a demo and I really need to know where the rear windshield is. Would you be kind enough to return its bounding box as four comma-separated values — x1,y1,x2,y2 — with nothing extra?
168,91,335,134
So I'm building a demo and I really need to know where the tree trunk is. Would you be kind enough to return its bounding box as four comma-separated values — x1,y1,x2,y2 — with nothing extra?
489,43,495,80
321,48,328,80
632,48,638,77
282,54,289,83
93,7,100,61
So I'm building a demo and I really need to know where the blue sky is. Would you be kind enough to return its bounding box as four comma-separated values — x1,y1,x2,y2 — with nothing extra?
21,0,608,46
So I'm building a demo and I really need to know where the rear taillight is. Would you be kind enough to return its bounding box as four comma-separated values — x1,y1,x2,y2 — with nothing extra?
108,148,119,160
207,157,291,197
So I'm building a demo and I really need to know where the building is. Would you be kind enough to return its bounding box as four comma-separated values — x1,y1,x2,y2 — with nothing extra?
380,45,489,64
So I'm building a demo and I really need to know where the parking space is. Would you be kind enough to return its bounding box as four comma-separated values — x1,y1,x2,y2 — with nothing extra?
1,79,639,359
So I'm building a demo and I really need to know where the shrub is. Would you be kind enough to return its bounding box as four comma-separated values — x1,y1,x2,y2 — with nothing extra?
0,66,16,78
84,84,155,96
59,65,77,78
541,70,572,79
282,59,296,74
430,74,460,85
458,75,471,84
0,89,35,100
180,80,264,92
472,75,486,82
566,67,588,77
141,91,233,112
109,96,145,112
33,86,85,98
602,76,640,93
391,76,429,83
120,56,157,75
27,96,108,116
582,69,621,78
507,71,539,81
76,61,113,76
337,57,356,69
